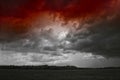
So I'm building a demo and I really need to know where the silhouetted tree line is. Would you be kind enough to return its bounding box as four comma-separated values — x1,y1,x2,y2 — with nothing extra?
0,65,120,70
0,65,79,70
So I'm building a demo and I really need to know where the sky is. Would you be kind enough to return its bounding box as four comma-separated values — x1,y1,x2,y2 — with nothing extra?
0,0,120,68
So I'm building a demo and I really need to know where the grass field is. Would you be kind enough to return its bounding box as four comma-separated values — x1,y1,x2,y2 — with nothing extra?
0,69,120,80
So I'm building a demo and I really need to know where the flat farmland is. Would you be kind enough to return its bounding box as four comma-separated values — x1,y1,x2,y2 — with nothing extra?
0,69,120,80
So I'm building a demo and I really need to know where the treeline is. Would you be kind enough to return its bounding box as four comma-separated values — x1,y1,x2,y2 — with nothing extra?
0,65,79,70
0,65,120,70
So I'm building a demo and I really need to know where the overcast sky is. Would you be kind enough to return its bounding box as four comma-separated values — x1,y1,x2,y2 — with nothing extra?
0,0,120,67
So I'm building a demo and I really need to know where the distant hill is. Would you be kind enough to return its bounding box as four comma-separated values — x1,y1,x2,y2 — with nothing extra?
0,65,120,70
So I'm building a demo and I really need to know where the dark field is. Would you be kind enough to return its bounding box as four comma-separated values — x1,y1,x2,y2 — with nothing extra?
0,69,120,80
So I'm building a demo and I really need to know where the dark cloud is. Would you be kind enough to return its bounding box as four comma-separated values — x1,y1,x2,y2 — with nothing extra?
0,0,119,58
1,15,120,58
0,22,30,42
0,28,60,55
0,0,117,43
0,0,120,67
0,0,114,19
69,15,120,57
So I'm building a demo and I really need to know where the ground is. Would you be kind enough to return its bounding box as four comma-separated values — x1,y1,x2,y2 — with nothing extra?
0,69,120,80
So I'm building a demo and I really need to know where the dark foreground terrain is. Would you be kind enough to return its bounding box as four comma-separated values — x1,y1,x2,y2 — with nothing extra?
0,66,120,80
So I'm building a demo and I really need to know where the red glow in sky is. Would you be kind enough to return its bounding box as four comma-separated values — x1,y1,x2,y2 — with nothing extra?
0,0,118,38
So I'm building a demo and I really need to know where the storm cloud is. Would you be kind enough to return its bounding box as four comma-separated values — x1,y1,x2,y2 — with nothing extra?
0,0,120,67
68,15,120,57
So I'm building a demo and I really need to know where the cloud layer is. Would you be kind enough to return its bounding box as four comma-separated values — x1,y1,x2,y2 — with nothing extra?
67,15,120,57
0,0,118,42
0,0,120,66
0,0,115,19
